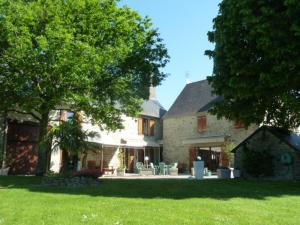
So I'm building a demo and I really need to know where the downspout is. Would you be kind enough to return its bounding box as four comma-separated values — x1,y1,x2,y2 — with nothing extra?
101,144,104,172
1,111,8,169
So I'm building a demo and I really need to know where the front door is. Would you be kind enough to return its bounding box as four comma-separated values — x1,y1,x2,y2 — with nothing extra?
137,149,144,162
128,148,135,173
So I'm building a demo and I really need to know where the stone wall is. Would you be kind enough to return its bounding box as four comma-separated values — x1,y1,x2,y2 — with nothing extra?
163,112,257,171
234,129,300,180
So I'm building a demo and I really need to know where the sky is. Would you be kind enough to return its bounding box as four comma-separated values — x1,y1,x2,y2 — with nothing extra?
120,0,222,110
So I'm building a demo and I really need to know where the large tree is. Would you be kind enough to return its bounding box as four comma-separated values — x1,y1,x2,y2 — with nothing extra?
206,0,300,129
0,0,169,174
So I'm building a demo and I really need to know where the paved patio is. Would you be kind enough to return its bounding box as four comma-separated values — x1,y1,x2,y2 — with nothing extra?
101,173,218,179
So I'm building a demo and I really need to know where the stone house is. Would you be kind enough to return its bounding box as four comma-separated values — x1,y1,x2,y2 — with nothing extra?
232,126,300,180
163,80,257,173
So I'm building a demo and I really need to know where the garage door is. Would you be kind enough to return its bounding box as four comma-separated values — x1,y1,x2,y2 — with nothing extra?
6,121,40,175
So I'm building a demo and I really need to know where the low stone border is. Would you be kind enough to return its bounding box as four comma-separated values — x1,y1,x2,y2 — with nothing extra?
41,177,101,188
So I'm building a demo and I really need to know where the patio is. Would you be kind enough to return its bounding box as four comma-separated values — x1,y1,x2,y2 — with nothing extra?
101,173,218,179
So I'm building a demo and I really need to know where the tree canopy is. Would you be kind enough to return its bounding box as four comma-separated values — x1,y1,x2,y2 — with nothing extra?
206,0,300,129
0,0,169,129
0,0,169,173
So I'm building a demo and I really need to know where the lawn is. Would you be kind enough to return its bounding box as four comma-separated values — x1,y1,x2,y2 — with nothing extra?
0,177,299,225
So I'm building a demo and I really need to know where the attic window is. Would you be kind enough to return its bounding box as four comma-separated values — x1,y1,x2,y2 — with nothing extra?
138,117,155,136
235,121,245,129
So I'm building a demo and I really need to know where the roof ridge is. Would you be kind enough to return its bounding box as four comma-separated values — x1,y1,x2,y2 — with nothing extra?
185,79,208,86
164,78,216,119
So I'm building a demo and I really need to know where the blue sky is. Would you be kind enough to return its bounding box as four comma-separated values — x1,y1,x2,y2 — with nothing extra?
120,0,221,109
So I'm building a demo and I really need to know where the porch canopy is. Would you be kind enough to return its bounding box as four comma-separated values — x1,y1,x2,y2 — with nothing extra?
182,135,229,147
85,135,160,172
86,135,160,148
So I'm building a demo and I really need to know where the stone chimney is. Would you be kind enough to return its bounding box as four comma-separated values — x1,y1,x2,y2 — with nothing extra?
149,86,156,100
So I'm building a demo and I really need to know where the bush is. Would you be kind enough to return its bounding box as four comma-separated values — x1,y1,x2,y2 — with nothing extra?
242,146,274,177
73,169,102,179
45,170,73,178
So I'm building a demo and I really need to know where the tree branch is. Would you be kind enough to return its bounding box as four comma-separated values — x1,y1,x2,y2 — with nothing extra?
7,109,42,122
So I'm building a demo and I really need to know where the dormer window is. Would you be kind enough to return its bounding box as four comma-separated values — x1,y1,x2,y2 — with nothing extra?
234,121,245,129
198,115,207,133
138,117,155,136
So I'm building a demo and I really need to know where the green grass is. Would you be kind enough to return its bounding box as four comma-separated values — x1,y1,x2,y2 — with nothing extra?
0,177,300,225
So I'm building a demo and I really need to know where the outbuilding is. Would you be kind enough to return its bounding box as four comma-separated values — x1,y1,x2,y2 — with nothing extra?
232,126,300,180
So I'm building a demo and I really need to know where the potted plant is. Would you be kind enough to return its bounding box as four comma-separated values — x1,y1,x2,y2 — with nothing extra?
117,149,126,176
233,167,241,178
217,166,231,179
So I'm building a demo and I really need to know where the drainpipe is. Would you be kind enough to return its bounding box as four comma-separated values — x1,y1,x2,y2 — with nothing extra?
101,144,104,172
1,111,8,169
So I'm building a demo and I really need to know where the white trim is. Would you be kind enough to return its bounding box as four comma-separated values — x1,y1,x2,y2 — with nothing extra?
182,135,227,145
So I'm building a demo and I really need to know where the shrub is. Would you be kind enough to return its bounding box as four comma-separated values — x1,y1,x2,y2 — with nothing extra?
242,146,274,177
73,169,102,179
218,166,230,170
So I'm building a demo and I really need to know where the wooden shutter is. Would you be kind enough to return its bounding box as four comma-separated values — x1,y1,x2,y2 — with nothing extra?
149,119,155,136
198,115,207,133
74,111,84,122
138,118,143,135
60,110,68,122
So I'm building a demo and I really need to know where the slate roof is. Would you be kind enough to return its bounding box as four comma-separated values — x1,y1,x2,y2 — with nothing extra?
163,80,220,119
140,99,167,118
232,126,300,153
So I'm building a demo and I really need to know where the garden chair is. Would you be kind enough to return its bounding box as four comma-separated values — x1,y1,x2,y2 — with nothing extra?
136,162,144,174
150,163,157,175
159,162,167,175
170,162,178,169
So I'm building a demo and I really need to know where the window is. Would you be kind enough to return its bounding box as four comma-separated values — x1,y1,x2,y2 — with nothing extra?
234,121,245,129
67,112,74,121
198,115,207,133
138,117,155,136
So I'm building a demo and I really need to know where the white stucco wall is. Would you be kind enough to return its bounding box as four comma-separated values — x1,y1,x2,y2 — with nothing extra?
49,147,62,173
49,111,163,171
82,114,162,148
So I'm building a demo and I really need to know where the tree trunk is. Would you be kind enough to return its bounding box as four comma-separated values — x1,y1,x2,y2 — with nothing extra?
60,149,70,173
36,111,50,176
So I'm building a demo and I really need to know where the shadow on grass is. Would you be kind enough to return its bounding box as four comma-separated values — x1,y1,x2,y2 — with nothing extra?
0,176,299,200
